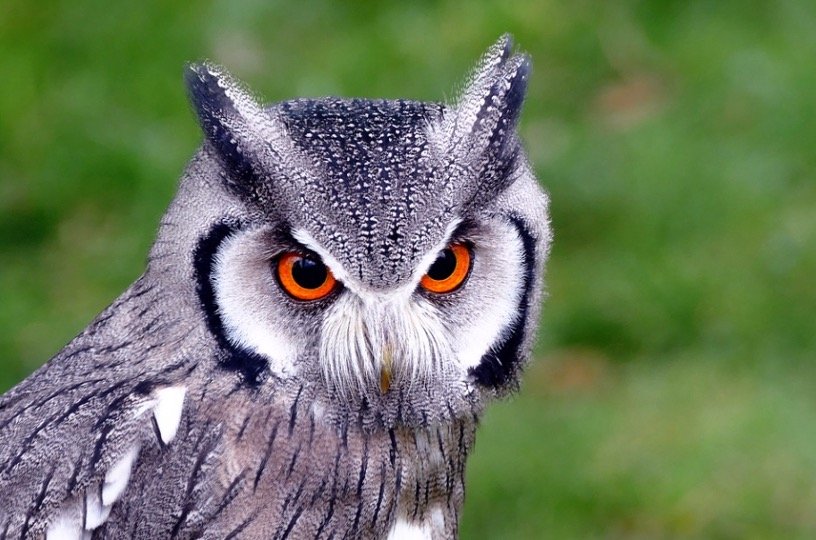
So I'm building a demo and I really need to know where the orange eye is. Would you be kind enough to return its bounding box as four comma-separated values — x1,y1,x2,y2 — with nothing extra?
276,252,338,301
420,243,472,294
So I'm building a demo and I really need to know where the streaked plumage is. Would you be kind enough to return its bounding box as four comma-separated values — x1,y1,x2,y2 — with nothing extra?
0,35,551,539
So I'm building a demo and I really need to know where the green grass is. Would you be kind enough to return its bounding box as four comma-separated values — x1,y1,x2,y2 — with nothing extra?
1,0,815,537
464,355,816,538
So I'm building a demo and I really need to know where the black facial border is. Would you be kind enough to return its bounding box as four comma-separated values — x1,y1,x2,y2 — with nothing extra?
469,215,537,389
193,221,270,385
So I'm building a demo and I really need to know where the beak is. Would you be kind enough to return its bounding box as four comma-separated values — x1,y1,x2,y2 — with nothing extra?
379,343,393,394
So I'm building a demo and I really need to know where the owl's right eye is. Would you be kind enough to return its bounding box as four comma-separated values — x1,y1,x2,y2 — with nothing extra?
276,252,338,301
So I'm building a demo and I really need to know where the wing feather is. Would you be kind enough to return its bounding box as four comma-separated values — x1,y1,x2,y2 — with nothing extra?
0,350,188,538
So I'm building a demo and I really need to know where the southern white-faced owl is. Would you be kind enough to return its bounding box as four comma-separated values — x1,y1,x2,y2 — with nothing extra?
0,35,551,539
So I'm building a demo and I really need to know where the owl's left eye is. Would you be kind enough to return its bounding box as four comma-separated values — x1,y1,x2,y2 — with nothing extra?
276,252,338,301
420,243,472,294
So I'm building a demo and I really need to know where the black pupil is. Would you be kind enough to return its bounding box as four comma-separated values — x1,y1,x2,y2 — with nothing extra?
292,257,328,289
427,249,457,281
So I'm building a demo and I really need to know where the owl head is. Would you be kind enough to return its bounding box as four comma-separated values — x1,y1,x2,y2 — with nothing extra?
149,35,551,427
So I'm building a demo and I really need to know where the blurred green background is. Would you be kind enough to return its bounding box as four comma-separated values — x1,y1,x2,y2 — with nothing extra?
1,0,815,537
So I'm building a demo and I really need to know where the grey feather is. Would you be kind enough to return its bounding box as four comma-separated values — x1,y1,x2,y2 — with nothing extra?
0,35,551,539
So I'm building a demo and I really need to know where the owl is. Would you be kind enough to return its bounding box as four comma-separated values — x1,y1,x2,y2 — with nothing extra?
0,35,550,539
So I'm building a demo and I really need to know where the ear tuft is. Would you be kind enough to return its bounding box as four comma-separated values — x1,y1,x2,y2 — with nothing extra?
455,35,531,151
478,52,530,152
185,63,237,132
428,35,532,206
185,62,266,194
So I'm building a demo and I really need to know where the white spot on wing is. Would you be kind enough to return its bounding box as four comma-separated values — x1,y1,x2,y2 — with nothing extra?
132,396,158,418
153,386,186,444
387,518,433,540
311,400,326,421
101,444,140,506
429,506,445,532
48,483,118,536
46,502,86,540
84,488,112,529
50,386,182,536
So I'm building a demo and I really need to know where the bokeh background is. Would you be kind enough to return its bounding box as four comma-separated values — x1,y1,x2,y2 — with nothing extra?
1,1,815,537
